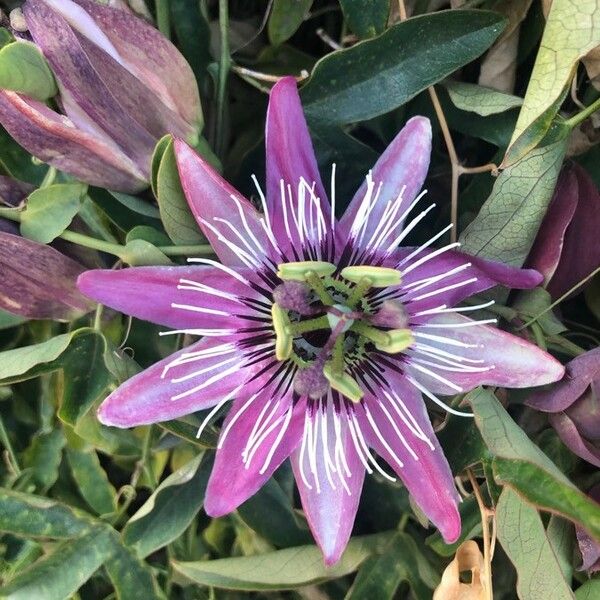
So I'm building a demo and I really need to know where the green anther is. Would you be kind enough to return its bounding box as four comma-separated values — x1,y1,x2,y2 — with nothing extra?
331,336,345,375
305,272,335,305
286,315,330,336
341,266,402,288
324,363,363,403
352,321,392,346
346,277,373,308
277,261,336,281
271,303,292,360
375,329,414,354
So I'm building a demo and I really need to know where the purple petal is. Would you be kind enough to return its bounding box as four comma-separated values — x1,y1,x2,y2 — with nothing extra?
0,232,92,320
0,91,146,192
77,266,256,332
265,77,330,254
398,248,542,319
24,0,156,169
526,168,578,286
576,484,600,572
59,0,202,134
338,117,431,251
290,406,365,565
97,337,251,427
527,348,600,412
204,392,305,517
357,374,461,544
406,313,565,395
547,164,600,299
549,412,600,468
0,176,34,207
174,140,270,267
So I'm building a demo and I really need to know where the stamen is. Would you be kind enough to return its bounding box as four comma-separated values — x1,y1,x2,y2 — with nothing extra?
341,266,401,288
323,364,363,403
277,261,336,281
375,329,414,354
271,303,292,360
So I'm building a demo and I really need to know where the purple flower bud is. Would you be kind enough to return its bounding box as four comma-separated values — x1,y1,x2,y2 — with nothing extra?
0,0,202,192
526,164,600,299
528,348,600,466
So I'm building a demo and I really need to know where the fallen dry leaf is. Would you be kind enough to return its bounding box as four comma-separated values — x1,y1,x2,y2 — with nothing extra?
433,540,488,600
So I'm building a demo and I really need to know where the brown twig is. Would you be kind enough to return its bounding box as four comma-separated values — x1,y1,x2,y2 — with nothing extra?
468,469,494,600
397,0,499,242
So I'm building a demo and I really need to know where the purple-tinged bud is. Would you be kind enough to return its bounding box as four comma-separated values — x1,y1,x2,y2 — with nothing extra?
527,348,600,466
0,0,202,192
526,164,600,300
273,281,315,315
369,299,409,329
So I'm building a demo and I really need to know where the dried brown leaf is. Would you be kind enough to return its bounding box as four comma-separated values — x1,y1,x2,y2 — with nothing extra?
433,540,487,600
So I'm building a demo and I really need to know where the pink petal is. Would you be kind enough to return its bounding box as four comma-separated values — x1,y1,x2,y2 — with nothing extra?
547,164,600,299
338,117,431,250
265,77,331,255
77,266,256,332
527,348,600,412
526,168,578,286
174,140,270,267
406,313,565,395
398,248,542,319
204,392,305,517
290,405,365,565
0,232,92,320
357,374,461,544
0,92,146,192
97,337,251,427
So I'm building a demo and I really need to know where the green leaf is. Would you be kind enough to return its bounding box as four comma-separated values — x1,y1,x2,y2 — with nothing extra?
513,288,566,336
172,532,393,591
339,0,390,39
66,448,117,516
105,544,165,600
346,532,438,600
22,429,65,492
0,309,26,330
126,225,172,248
493,458,600,541
0,528,116,600
0,333,73,382
301,10,505,125
237,478,312,548
20,183,86,244
0,127,48,185
505,0,600,165
0,488,95,539
123,455,210,558
268,0,313,46
467,389,600,540
459,137,568,267
444,81,522,116
0,41,57,101
576,579,600,599
155,138,206,246
467,388,570,483
118,239,172,266
57,331,112,426
496,488,574,600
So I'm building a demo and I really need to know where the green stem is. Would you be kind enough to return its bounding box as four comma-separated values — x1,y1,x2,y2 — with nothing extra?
565,95,600,130
155,0,171,39
215,0,231,159
0,210,214,259
0,414,21,476
520,265,600,330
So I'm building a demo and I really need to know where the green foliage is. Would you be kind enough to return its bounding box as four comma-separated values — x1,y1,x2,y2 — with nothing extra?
0,1,599,598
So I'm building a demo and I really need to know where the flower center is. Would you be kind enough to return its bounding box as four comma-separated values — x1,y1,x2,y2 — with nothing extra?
272,261,414,402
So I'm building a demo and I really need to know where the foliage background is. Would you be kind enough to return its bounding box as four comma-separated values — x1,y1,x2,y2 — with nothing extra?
0,0,599,598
